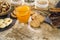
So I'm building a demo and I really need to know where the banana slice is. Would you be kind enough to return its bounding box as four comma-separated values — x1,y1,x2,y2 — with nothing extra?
4,18,12,26
0,23,6,28
0,19,4,24
0,19,6,28
0,18,12,28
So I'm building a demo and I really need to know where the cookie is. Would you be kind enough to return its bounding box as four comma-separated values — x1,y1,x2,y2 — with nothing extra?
30,19,40,28
31,13,37,20
31,13,45,23
36,14,45,23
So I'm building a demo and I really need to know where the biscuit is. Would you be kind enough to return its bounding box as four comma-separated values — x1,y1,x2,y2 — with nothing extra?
30,11,35,15
30,19,40,28
31,13,45,22
31,13,45,28
36,14,45,22
31,13,37,20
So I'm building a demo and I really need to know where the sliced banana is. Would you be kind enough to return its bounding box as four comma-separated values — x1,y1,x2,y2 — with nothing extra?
0,23,6,28
0,19,4,24
4,18,12,26
0,18,12,28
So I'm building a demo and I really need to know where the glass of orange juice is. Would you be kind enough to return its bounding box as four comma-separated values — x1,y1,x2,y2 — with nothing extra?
15,5,31,23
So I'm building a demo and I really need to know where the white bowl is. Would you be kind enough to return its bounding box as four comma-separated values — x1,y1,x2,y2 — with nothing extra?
35,0,49,8
11,0,22,5
22,0,35,6
24,2,35,6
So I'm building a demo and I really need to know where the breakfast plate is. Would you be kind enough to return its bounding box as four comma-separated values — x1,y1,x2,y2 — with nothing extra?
27,11,46,33
0,6,16,32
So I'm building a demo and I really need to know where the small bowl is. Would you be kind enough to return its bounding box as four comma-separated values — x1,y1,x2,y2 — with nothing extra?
23,0,35,6
35,0,49,8
23,2,35,6
0,2,11,16
10,0,22,5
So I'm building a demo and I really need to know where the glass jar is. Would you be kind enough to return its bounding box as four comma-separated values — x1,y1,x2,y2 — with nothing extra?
23,0,35,6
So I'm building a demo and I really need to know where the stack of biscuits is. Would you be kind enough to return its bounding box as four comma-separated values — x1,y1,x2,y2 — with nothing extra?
30,13,45,28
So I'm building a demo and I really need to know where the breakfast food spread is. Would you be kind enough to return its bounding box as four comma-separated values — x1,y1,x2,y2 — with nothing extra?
0,0,59,32
0,18,12,28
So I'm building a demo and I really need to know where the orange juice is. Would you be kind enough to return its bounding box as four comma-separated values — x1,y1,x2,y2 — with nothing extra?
15,5,31,23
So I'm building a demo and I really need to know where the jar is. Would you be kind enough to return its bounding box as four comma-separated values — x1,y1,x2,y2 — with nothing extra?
23,0,35,6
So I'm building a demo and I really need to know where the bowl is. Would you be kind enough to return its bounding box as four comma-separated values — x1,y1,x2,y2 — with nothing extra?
10,0,22,5
35,0,49,8
0,2,11,16
23,0,35,6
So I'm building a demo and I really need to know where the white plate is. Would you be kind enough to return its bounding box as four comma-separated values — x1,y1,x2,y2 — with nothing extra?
28,16,41,33
11,0,22,5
